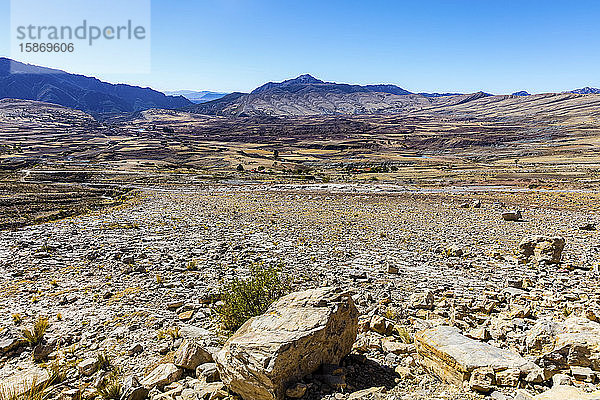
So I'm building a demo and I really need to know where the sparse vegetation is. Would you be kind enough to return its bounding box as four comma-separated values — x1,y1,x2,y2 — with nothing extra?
12,313,23,325
45,358,73,384
217,262,290,332
186,259,198,271
21,317,49,347
394,325,413,344
95,371,123,400
0,380,49,400
156,326,181,341
96,351,112,372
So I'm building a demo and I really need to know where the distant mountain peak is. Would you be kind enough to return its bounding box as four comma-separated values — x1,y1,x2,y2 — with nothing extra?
512,91,530,96
288,74,324,84
570,87,600,94
251,74,413,97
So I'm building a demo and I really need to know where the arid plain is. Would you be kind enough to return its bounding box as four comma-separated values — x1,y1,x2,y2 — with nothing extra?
1,89,600,400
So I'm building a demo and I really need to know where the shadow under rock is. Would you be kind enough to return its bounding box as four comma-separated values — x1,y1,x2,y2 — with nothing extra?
301,354,398,400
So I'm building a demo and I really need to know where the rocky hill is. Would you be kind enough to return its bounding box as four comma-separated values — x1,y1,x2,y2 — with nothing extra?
0,58,191,115
188,75,421,117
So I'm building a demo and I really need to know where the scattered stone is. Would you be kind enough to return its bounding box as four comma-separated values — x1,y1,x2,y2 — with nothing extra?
191,382,226,399
0,328,26,355
196,362,220,383
347,387,384,399
216,287,358,400
537,317,600,371
121,376,149,400
167,301,184,310
551,373,572,387
469,366,495,393
570,365,595,382
381,338,415,355
532,385,600,399
139,363,182,390
502,211,522,221
519,236,565,265
178,310,194,321
409,291,434,310
78,357,98,376
579,223,596,231
32,341,55,362
446,245,464,257
370,315,393,335
415,326,537,387
173,339,213,370
129,343,144,356
495,368,521,387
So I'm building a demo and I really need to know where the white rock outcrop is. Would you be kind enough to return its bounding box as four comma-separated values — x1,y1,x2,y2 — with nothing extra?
216,287,359,400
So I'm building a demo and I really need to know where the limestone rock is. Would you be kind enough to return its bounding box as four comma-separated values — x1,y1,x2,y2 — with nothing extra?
0,368,50,398
535,317,600,371
173,339,212,370
415,326,537,387
140,363,182,390
381,338,415,355
0,327,26,355
215,287,359,400
470,366,495,393
121,376,149,400
532,385,600,400
369,315,393,335
32,341,55,362
518,236,565,265
446,245,464,258
78,357,98,376
525,318,560,355
190,382,226,399
347,387,384,399
196,362,220,383
409,291,434,310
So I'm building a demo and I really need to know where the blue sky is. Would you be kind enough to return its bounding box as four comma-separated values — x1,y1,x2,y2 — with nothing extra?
1,0,599,94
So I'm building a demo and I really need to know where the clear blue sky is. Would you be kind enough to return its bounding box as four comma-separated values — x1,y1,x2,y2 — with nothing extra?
1,0,599,94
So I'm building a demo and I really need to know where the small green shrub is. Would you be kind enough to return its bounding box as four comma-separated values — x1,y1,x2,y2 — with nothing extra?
394,325,413,344
156,327,180,341
21,317,49,347
217,263,290,332
45,358,72,384
96,351,112,372
186,259,198,271
95,372,122,400
12,313,23,326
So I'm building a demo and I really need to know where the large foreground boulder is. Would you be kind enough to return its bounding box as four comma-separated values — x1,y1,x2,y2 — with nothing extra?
216,287,359,400
415,326,537,388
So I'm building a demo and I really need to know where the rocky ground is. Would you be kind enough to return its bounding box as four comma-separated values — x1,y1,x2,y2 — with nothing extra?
1,182,599,400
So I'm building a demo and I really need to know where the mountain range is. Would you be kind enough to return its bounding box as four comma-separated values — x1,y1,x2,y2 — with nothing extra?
163,90,228,103
1,58,600,118
0,58,191,116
